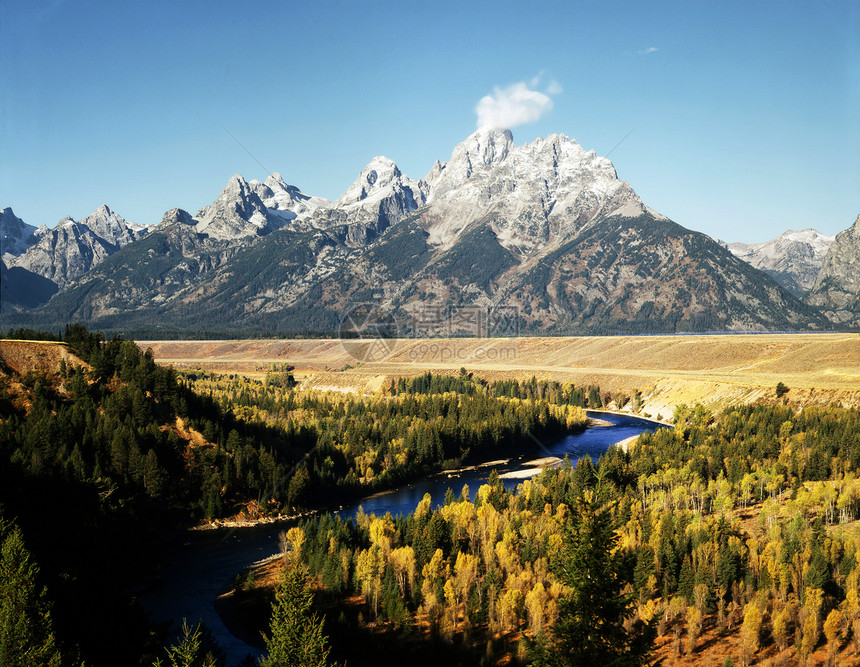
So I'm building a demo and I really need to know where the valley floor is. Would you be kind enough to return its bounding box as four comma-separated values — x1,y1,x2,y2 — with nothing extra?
139,332,860,416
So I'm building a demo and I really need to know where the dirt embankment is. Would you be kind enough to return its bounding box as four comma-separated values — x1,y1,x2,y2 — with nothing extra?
0,340,89,375
139,333,860,413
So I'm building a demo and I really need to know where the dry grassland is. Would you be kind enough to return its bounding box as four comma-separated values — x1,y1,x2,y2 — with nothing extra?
0,340,89,375
139,333,860,414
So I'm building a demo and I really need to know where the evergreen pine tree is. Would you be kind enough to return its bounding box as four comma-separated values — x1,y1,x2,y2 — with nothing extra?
529,479,654,666
260,565,330,667
0,516,62,666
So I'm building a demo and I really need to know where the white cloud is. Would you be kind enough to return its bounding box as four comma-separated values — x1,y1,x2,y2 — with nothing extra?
475,81,556,130
546,79,563,95
529,71,545,88
640,46,659,55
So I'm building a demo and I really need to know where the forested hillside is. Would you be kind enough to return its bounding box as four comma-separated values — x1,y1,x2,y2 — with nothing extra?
0,330,598,665
0,327,309,664
4,326,860,665
275,402,860,665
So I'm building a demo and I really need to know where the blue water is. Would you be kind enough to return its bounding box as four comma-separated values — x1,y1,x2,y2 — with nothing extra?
142,411,665,665
335,411,665,519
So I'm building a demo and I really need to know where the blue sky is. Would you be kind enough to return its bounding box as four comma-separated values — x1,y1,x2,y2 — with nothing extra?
2,0,858,242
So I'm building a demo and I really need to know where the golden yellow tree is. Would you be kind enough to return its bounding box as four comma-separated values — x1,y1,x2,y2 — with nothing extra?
390,545,416,598
686,605,702,655
740,601,762,666
799,588,824,663
823,608,844,665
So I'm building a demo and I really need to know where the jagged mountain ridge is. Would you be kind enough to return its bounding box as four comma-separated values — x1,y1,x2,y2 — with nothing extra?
4,205,148,289
726,229,835,295
0,207,40,260
3,129,833,334
421,129,654,256
806,214,860,326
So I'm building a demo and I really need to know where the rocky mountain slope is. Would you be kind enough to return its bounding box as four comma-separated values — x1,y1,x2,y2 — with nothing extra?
3,130,832,334
0,207,39,260
806,214,860,326
4,205,147,289
0,260,59,311
726,229,834,295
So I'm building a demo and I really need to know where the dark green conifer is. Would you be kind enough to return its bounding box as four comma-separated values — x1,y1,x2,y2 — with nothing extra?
260,565,330,667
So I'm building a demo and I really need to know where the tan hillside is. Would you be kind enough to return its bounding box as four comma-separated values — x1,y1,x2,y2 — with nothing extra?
0,339,89,375
139,333,860,413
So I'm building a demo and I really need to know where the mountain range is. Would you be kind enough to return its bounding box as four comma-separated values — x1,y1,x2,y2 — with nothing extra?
723,229,835,296
1,129,856,334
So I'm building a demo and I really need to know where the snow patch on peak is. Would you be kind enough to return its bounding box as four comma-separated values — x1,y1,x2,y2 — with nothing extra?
336,156,415,209
423,129,644,252
347,157,399,190
195,171,329,239
77,205,147,245
728,227,836,294
425,159,446,180
257,172,329,219
608,200,648,219
264,172,290,191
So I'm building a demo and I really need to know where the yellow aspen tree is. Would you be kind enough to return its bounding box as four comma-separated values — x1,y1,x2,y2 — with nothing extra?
772,599,795,654
420,548,448,629
355,547,383,618
368,516,394,559
414,493,432,520
824,608,844,665
499,588,523,632
740,601,762,666
454,551,479,625
420,577,440,627
390,545,416,597
443,577,457,627
525,582,548,634
693,583,709,616
284,526,305,564
800,588,824,662
686,605,702,655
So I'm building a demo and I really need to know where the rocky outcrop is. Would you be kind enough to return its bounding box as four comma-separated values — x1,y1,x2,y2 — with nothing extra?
0,207,39,260
806,214,860,325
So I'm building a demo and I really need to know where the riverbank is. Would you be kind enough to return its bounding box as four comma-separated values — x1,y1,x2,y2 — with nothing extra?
191,510,317,531
213,554,282,652
615,434,641,452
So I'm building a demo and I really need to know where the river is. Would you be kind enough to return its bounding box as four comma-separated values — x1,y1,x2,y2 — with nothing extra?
142,411,666,664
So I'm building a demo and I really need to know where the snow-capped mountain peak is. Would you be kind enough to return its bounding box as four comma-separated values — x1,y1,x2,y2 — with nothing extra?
431,128,513,193
336,156,411,208
194,173,271,240
245,172,329,223
727,228,836,294
4,205,147,287
423,129,645,251
77,205,148,246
